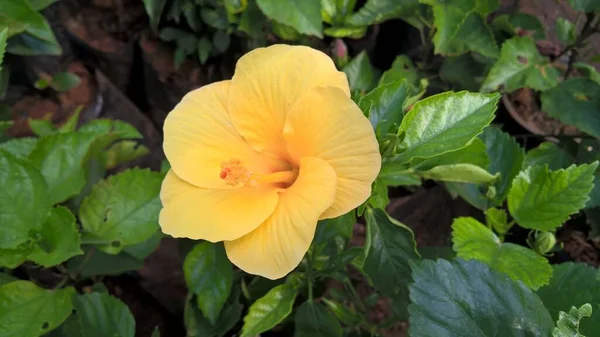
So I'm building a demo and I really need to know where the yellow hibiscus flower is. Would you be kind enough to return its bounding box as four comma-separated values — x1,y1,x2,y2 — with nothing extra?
159,44,381,279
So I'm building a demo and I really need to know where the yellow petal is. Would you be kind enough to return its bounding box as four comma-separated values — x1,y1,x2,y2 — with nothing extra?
159,170,279,242
163,80,278,189
228,44,350,159
224,157,337,279
283,86,381,219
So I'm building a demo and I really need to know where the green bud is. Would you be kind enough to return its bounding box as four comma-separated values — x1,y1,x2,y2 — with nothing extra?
532,231,557,255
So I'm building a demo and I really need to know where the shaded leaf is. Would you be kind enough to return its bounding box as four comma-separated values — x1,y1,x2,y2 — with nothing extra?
256,0,323,37
28,206,82,266
241,284,297,337
294,301,342,337
72,292,135,337
342,51,378,92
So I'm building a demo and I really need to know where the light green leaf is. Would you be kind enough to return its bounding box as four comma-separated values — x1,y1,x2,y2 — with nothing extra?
241,284,296,337
481,36,560,92
418,163,497,183
0,28,7,70
323,26,366,39
538,263,600,335
452,217,552,289
420,0,499,58
0,242,33,268
72,292,135,337
342,50,378,92
573,62,600,85
0,150,50,249
541,78,600,138
58,106,82,133
556,17,576,45
395,91,499,163
363,208,420,316
28,118,56,136
50,72,81,92
408,259,554,336
346,0,420,26
412,138,489,171
491,13,545,40
568,0,600,11
524,142,575,170
28,206,82,267
480,126,525,205
294,301,342,337
27,0,59,11
0,137,38,158
184,242,233,325
0,281,74,337
507,162,598,230
485,208,509,235
79,168,163,254
553,304,592,337
29,131,99,204
256,0,323,37
104,141,150,170
378,159,422,186
358,80,410,135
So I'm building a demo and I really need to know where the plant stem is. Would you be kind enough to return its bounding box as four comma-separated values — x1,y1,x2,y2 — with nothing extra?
552,12,599,77
72,247,96,279
53,275,70,289
344,278,367,313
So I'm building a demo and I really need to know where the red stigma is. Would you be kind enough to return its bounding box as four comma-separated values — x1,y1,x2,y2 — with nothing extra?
220,170,228,179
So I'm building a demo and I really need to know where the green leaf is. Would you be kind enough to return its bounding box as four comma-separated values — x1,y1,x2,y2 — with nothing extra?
420,0,499,58
66,246,143,278
323,26,366,39
0,28,7,70
28,206,82,266
104,141,150,170
363,208,420,311
212,30,230,53
200,7,229,29
440,54,489,91
524,142,575,170
358,80,410,136
0,242,33,268
556,17,576,45
507,162,598,230
0,150,50,249
484,207,509,235
541,78,600,138
573,62,600,85
0,137,38,158
184,242,233,325
184,290,243,337
491,13,545,40
78,119,142,142
0,281,74,337
342,51,378,92
538,263,600,335
412,138,489,171
239,0,268,38
50,72,81,92
452,217,552,289
568,0,600,11
79,168,163,254
408,259,554,336
294,301,342,337
553,304,592,337
418,163,498,183
321,299,362,327
395,91,499,163
197,37,212,64
256,0,323,37
58,106,82,133
346,0,420,26
72,292,135,337
378,160,422,186
481,36,560,92
29,118,56,136
241,284,297,337
480,126,525,204
27,0,59,10
29,131,99,204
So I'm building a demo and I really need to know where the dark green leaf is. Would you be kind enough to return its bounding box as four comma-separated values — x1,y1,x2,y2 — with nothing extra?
197,37,211,64
524,142,575,170
452,217,552,289
408,258,553,336
342,51,378,92
241,284,297,337
28,206,82,266
239,0,267,38
28,0,59,10
0,150,50,249
568,0,600,11
159,27,191,42
378,159,422,186
395,91,499,163
538,262,600,335
0,281,74,337
481,36,560,92
358,80,410,135
321,298,362,327
256,0,322,37
440,54,489,91
184,242,233,325
29,131,99,204
491,13,545,40
0,28,7,70
212,30,230,53
183,1,202,32
346,0,420,26
294,301,342,337
66,246,144,278
363,208,420,310
50,72,81,92
72,292,135,337
421,0,499,58
507,162,598,230
541,78,600,138
79,168,163,254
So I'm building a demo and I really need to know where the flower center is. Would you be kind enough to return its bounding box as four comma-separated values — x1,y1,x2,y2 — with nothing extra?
220,158,298,188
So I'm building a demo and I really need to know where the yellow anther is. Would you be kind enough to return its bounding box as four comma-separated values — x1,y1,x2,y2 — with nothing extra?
220,159,251,186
